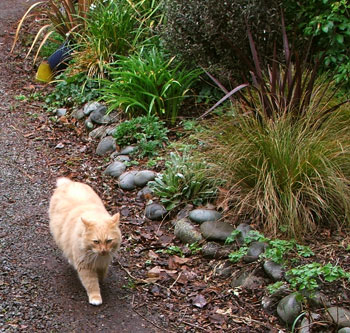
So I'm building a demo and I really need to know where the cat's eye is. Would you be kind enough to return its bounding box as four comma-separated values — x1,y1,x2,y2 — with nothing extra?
106,239,113,244
93,240,100,244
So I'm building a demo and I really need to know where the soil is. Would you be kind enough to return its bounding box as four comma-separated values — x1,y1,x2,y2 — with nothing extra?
1,1,350,333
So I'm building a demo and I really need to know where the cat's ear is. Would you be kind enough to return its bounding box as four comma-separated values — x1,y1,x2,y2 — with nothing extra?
81,217,93,229
111,213,120,226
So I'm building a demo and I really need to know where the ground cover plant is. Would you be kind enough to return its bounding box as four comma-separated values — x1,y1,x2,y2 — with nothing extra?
113,115,168,157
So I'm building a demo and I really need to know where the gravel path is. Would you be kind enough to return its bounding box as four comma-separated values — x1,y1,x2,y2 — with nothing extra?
0,2,159,332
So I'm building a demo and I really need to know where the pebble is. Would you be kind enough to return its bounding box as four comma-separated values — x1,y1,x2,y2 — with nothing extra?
96,136,117,156
200,221,235,241
103,161,126,178
145,203,167,220
174,218,203,244
189,209,222,224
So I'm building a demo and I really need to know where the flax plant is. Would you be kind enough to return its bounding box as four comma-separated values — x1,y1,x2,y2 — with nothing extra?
100,47,202,124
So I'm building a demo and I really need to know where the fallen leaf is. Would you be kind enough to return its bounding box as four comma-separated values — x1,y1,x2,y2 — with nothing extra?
147,266,162,278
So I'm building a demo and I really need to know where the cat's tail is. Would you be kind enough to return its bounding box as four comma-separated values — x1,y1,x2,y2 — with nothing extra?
56,177,72,187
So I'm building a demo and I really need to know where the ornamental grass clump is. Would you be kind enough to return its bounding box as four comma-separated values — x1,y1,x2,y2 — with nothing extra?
100,47,202,124
198,102,350,238
196,19,350,239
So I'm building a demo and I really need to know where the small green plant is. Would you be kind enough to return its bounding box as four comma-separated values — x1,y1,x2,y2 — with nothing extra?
44,71,101,110
286,262,350,292
267,281,286,295
113,115,168,158
100,47,202,123
227,230,314,265
149,151,219,210
188,242,202,255
165,245,183,257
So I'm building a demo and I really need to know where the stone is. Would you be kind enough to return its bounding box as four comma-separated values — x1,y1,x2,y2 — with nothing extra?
89,127,107,139
134,170,156,187
263,260,284,281
85,118,94,131
90,105,112,125
103,161,126,178
201,242,232,259
243,241,268,263
261,284,290,311
71,108,85,120
339,328,350,333
137,186,153,200
55,108,67,117
105,126,117,136
277,293,302,325
120,145,138,155
299,313,321,333
200,221,235,241
231,270,265,290
214,261,235,278
302,291,329,309
145,203,167,221
119,171,137,191
174,218,203,244
189,209,222,224
326,307,350,328
236,223,253,245
114,155,130,162
83,101,101,115
96,136,117,156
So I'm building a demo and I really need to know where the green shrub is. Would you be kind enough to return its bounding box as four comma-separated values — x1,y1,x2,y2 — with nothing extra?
100,47,202,123
284,0,350,85
113,115,168,157
149,152,219,210
161,0,283,85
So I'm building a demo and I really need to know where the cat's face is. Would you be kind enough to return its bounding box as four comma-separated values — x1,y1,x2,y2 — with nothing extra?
82,213,122,256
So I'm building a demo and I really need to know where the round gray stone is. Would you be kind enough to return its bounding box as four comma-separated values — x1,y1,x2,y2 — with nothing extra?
134,170,156,187
189,209,222,224
263,260,284,281
83,101,101,115
277,293,302,325
145,203,167,221
244,241,268,263
120,145,138,155
71,108,85,120
90,105,111,125
339,328,350,333
89,126,107,139
201,242,231,259
200,221,235,241
174,218,203,244
327,307,350,328
96,136,117,156
103,161,126,178
137,186,154,200
114,155,130,162
85,118,94,131
55,108,67,117
119,171,137,191
236,223,253,245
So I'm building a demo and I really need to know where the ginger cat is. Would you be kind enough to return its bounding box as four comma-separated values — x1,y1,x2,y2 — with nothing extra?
49,177,122,306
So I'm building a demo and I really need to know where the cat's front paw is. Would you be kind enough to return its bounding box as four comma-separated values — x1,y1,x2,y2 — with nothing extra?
89,294,102,306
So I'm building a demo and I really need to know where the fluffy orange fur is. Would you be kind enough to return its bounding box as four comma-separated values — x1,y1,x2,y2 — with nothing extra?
49,177,122,306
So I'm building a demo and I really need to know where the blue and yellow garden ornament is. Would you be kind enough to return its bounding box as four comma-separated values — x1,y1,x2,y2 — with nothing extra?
36,43,71,83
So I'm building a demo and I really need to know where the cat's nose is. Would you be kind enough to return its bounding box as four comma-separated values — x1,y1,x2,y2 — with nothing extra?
101,250,108,256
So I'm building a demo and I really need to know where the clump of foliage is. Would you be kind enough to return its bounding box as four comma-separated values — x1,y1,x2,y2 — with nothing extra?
45,71,101,110
71,0,145,78
149,151,219,210
196,22,350,239
284,0,350,84
100,47,202,124
226,230,314,264
162,0,283,84
113,115,168,157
